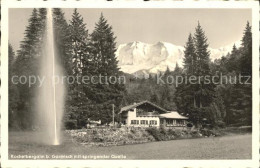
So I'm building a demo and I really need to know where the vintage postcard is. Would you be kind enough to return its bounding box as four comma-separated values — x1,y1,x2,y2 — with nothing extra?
1,0,259,168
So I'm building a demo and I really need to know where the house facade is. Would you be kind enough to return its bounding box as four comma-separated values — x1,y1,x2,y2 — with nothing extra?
119,101,188,128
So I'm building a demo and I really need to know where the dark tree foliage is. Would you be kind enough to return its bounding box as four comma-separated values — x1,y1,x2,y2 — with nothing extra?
175,22,219,127
69,8,89,76
210,22,252,126
9,9,252,130
12,8,43,130
89,13,125,124
53,8,71,75
183,33,196,75
240,22,252,76
8,44,20,129
65,9,92,128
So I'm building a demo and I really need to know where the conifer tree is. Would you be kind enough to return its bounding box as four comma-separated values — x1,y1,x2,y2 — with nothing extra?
13,8,43,129
17,8,40,59
229,22,252,125
8,44,19,129
91,13,119,76
183,33,197,75
176,23,216,126
90,13,125,124
203,22,252,126
69,8,89,76
38,8,47,38
226,44,239,72
67,8,91,127
194,22,211,76
173,63,182,75
195,23,215,108
240,21,252,76
176,33,197,124
53,8,71,75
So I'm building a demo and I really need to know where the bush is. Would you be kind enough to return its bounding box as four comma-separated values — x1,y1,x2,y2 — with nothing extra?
166,129,176,140
159,127,167,135
239,126,252,132
190,130,201,137
67,127,155,146
159,127,167,140
216,120,226,128
187,123,193,128
65,120,77,130
200,128,221,137
146,127,163,141
223,126,252,134
146,127,195,141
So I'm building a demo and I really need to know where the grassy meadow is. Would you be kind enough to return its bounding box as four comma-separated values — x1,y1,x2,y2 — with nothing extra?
9,131,252,160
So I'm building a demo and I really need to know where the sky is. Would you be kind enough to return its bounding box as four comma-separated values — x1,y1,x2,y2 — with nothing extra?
9,8,251,52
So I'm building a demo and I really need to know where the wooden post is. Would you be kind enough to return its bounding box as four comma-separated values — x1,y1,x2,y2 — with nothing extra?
112,104,115,127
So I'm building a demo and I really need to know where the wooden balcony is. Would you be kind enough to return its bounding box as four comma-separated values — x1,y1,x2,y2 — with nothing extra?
136,111,160,117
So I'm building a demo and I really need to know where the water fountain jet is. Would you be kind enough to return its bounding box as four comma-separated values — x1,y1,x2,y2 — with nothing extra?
36,8,65,146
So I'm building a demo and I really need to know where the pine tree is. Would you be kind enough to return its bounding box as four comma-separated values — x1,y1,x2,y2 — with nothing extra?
240,21,252,76
38,8,47,38
13,8,44,129
53,8,71,75
176,23,216,127
231,22,252,125
158,66,176,110
194,22,211,76
17,8,40,59
173,63,182,75
194,22,215,108
90,13,125,124
176,33,198,124
69,8,89,76
183,33,197,75
226,44,240,73
240,22,252,125
66,8,91,128
182,33,199,108
8,44,19,129
208,22,252,126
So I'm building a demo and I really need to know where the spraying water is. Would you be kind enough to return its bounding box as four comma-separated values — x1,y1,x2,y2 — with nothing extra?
37,8,65,145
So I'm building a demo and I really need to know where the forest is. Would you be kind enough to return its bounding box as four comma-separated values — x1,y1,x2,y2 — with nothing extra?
8,8,252,130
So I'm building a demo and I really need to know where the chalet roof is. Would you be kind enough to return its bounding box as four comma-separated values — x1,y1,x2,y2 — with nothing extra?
120,100,168,114
159,111,188,119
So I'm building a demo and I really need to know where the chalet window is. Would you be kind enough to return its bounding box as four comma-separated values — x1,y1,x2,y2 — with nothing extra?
166,119,173,125
176,120,184,126
141,120,148,125
149,120,157,125
131,120,139,125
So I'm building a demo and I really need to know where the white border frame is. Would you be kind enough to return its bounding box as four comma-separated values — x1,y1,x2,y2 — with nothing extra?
1,1,259,168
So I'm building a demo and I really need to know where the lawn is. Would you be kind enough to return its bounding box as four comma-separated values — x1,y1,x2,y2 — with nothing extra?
8,131,252,160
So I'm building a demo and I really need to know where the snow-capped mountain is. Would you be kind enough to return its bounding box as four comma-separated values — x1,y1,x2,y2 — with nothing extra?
116,41,241,74
210,40,241,60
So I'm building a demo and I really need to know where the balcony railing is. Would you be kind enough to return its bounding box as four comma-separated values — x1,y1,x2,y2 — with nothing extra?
136,112,159,117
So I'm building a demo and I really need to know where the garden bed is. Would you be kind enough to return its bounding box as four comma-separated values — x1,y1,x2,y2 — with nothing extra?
66,127,227,147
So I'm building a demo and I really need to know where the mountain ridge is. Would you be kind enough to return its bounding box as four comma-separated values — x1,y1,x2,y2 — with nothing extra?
116,41,241,75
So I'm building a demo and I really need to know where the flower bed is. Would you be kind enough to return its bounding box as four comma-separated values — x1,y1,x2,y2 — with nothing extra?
66,127,155,147
66,127,223,147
